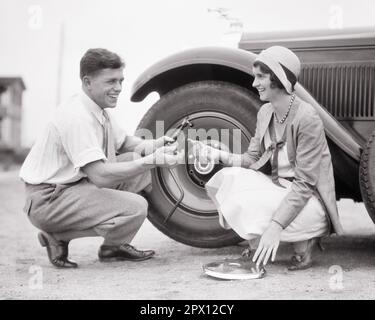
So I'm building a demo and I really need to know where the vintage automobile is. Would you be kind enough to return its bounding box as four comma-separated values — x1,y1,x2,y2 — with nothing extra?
130,27,375,248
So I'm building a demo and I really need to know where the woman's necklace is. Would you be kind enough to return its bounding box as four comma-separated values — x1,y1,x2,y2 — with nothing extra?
274,94,296,124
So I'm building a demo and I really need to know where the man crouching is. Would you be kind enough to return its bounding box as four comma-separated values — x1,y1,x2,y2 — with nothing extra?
20,48,182,268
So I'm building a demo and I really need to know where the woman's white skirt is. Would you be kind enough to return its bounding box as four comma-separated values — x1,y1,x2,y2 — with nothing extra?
205,167,328,242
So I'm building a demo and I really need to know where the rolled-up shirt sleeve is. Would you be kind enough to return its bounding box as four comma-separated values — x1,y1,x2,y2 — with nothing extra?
56,114,106,169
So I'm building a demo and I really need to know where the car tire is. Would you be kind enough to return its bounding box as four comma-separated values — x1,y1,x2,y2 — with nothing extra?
137,81,262,248
359,130,375,223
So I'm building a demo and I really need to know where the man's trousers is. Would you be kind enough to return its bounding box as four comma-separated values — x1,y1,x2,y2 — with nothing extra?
23,155,152,246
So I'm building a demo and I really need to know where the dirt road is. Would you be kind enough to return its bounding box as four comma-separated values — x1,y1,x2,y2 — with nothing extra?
1,169,375,300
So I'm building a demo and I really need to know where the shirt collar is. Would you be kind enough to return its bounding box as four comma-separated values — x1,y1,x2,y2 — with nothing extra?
80,90,106,126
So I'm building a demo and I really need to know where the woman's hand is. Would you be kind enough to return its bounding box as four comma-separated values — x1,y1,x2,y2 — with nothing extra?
252,221,283,267
188,139,221,163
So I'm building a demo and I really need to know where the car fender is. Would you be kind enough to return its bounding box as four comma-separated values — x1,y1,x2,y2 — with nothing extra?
130,46,256,102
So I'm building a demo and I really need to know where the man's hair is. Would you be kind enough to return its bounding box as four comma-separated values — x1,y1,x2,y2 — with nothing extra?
253,60,297,92
80,48,125,79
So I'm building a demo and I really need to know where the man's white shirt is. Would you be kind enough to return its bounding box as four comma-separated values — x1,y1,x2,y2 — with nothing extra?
20,91,127,184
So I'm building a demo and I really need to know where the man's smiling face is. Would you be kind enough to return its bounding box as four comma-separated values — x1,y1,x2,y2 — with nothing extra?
84,67,124,109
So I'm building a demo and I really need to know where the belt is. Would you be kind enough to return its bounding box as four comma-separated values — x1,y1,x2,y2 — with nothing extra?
24,178,86,190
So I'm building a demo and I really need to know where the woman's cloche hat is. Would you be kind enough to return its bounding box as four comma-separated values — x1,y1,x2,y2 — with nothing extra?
254,46,301,94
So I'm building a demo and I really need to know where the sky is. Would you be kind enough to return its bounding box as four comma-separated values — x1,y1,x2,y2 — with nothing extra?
0,0,375,147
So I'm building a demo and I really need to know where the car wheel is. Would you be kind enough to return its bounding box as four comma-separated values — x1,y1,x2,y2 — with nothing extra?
136,81,262,248
359,130,375,223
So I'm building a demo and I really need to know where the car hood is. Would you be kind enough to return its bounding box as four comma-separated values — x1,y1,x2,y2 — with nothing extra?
239,26,375,52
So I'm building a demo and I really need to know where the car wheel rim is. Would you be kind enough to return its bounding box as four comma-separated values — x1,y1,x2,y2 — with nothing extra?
156,111,253,217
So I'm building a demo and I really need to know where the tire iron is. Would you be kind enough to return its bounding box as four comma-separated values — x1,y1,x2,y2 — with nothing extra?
164,117,193,224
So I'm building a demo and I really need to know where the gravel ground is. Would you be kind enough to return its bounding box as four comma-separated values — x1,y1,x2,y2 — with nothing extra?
1,169,375,300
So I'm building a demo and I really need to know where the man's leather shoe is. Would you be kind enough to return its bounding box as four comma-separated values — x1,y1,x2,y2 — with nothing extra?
38,232,78,268
98,244,155,262
288,238,319,271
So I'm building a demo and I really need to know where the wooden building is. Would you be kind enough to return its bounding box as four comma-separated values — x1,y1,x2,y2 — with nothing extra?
0,77,25,151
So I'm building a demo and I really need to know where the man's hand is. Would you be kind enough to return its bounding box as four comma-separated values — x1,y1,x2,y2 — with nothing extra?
151,144,184,168
135,136,176,156
156,135,176,148
252,221,283,267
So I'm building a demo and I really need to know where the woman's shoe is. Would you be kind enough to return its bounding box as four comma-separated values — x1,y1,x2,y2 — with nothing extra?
288,238,319,271
241,238,260,259
241,246,253,258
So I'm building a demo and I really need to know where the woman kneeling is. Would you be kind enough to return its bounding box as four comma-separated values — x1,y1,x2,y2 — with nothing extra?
191,46,344,271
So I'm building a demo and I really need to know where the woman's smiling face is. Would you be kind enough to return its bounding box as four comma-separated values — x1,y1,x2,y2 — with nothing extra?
252,65,277,102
